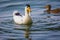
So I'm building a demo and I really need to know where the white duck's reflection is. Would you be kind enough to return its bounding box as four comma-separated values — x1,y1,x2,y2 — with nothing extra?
24,24,32,40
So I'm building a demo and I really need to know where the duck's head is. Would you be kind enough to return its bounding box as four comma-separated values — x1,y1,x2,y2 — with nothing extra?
45,5,51,10
25,4,31,14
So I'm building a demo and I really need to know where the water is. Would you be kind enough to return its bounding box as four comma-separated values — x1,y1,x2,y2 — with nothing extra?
0,0,60,40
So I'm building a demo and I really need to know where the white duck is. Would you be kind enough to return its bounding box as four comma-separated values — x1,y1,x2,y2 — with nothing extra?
13,4,32,25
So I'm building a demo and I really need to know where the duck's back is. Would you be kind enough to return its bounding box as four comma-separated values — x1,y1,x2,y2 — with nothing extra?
50,8,60,13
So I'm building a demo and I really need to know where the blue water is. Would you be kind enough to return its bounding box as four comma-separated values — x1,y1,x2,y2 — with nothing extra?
0,0,60,40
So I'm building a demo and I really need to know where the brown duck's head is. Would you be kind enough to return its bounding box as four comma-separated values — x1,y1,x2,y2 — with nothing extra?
45,5,51,10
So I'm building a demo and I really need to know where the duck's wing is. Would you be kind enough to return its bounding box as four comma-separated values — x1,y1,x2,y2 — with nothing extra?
15,15,25,21
13,15,24,24
13,11,26,24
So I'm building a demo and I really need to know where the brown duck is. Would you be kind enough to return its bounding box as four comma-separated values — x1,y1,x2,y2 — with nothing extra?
45,5,60,14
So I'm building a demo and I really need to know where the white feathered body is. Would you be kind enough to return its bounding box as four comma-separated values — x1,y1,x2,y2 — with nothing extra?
13,15,32,24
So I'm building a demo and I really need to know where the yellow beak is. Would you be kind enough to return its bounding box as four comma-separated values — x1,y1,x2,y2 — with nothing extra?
27,7,31,14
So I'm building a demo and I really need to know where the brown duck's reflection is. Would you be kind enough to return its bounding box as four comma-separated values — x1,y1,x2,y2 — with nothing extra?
24,24,32,40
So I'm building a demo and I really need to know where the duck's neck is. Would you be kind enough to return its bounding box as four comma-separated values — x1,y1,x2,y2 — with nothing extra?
25,7,30,16
47,7,51,13
25,11,29,17
47,7,51,11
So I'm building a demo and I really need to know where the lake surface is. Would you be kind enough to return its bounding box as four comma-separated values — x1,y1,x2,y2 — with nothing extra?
0,0,60,40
